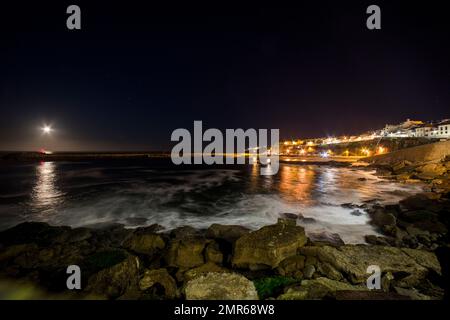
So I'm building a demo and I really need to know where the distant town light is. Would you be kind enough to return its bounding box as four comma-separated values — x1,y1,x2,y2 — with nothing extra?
377,146,387,154
361,148,371,156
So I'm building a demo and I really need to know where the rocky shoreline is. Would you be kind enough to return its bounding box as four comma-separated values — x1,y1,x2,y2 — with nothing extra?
0,218,446,300
363,156,450,250
0,156,449,300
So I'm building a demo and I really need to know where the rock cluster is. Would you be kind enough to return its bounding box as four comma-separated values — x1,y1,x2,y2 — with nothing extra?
374,156,450,194
0,213,446,300
363,156,450,250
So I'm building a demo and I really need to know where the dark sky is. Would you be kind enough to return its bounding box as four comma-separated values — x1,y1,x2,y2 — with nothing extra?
0,1,449,151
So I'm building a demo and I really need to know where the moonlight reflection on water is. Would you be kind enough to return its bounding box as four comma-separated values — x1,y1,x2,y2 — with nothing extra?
0,160,425,243
30,162,64,215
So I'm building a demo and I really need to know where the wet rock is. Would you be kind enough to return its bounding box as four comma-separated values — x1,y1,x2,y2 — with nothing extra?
82,249,129,272
397,209,447,234
11,247,41,269
415,163,447,179
400,194,444,212
182,262,230,282
369,209,397,229
280,213,300,220
384,204,402,215
401,235,419,248
184,272,258,300
53,228,92,244
375,166,393,176
206,224,250,244
170,226,201,239
0,222,70,247
406,225,431,238
350,210,363,216
277,217,297,226
166,237,207,268
393,287,432,300
124,217,149,226
86,253,140,299
305,255,317,267
364,235,392,246
276,255,305,278
392,160,412,173
298,245,441,287
381,271,394,292
398,210,439,223
90,224,134,248
278,277,367,300
0,243,38,264
410,220,446,235
139,268,177,299
341,203,359,209
308,232,345,247
395,173,413,181
134,224,165,234
303,265,316,279
122,232,165,256
298,217,316,224
316,262,343,281
232,222,307,270
205,242,223,264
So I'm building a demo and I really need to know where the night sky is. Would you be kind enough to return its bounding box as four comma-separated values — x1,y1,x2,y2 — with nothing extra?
0,1,449,151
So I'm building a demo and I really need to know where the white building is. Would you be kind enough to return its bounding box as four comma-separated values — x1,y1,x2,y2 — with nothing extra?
436,120,450,138
381,119,423,137
415,124,436,138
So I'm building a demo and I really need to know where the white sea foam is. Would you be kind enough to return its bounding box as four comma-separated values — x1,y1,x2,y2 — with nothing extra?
0,164,425,243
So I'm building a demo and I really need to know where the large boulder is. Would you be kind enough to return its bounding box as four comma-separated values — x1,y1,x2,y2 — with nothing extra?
307,232,345,247
139,268,177,299
170,226,201,239
122,232,165,256
276,255,305,278
206,224,250,244
299,245,441,287
399,194,444,212
53,227,92,244
166,237,208,268
415,163,447,179
184,272,258,300
89,225,134,249
0,222,70,247
204,242,223,264
370,210,397,228
278,277,367,300
316,262,343,281
232,222,307,270
0,243,38,264
182,262,230,282
398,209,447,235
85,252,140,299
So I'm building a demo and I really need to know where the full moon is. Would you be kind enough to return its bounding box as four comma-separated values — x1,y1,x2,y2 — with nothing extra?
42,125,52,134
